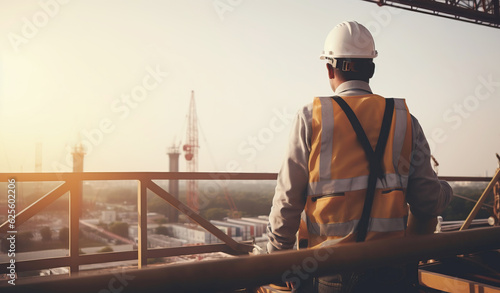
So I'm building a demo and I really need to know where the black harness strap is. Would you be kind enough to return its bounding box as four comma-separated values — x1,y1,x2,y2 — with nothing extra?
332,96,395,242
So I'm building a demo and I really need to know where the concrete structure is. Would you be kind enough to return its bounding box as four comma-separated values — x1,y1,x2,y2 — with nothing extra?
72,143,85,173
167,145,180,223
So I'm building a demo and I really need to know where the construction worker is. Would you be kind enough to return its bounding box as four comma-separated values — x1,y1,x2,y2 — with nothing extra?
266,21,453,292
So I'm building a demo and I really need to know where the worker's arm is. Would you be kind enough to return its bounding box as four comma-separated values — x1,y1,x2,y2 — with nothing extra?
405,117,453,223
407,210,438,235
267,105,312,253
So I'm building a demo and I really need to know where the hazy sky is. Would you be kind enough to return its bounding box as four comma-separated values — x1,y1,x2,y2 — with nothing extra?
1,0,499,176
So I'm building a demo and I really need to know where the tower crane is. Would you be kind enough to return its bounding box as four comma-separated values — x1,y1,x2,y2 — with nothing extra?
180,90,239,217
183,90,200,213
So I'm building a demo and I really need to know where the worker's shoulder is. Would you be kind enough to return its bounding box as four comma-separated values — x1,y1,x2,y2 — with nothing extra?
410,113,423,130
291,100,314,124
298,101,314,117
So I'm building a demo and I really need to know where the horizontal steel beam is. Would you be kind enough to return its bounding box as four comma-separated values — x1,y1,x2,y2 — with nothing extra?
419,268,500,293
0,172,278,182
0,172,489,182
2,227,499,293
439,176,492,182
147,242,253,258
0,243,251,274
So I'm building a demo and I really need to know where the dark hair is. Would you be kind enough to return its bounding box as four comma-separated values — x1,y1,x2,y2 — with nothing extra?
334,58,375,82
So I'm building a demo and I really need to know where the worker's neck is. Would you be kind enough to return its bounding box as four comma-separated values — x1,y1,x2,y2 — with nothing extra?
334,80,373,97
330,78,345,92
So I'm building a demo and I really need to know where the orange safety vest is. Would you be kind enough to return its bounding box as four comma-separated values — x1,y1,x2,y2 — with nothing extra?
303,94,413,248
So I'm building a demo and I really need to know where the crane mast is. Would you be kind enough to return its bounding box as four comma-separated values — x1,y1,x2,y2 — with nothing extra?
183,90,199,212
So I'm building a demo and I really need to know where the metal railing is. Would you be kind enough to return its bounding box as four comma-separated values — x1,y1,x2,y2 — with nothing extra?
0,172,277,275
0,172,497,290
2,226,500,292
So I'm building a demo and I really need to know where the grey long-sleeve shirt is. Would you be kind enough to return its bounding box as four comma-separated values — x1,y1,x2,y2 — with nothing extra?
267,80,453,253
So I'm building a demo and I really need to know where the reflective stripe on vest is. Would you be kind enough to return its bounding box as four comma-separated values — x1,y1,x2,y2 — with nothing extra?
305,95,413,247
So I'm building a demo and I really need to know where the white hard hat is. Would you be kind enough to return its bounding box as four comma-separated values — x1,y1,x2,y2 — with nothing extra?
320,21,378,61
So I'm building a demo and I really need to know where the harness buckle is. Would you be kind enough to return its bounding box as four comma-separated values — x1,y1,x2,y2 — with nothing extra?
342,61,357,72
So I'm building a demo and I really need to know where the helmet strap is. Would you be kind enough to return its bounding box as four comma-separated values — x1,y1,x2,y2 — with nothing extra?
327,57,358,72
341,60,357,72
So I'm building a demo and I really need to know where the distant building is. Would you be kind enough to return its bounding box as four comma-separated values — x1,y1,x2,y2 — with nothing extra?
148,234,186,248
210,216,268,241
225,218,265,239
210,220,245,241
147,212,165,224
128,216,269,247
128,225,157,241
101,211,116,223
118,212,138,223
169,224,222,244
240,217,268,237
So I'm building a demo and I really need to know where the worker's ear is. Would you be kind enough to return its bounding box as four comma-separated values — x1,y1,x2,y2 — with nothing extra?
326,63,335,79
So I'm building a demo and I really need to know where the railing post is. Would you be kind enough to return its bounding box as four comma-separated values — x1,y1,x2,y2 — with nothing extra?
69,177,81,275
138,180,148,268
